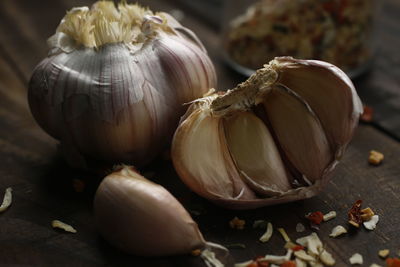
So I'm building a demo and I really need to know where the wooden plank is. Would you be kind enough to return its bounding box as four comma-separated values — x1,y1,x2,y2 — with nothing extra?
0,0,399,266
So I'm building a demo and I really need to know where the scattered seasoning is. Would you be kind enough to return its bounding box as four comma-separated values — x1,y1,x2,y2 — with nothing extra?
294,250,315,262
295,258,307,267
233,260,254,267
259,222,273,243
378,249,390,259
329,225,348,238
320,249,336,266
277,228,291,242
72,179,85,193
386,258,400,267
264,249,293,264
284,242,298,250
280,261,296,267
295,223,305,233
230,217,246,230
190,249,202,256
323,211,337,222
348,200,363,228
0,187,12,213
360,105,374,122
363,215,379,230
201,248,225,267
306,211,324,225
349,253,363,265
292,245,305,252
361,207,375,221
51,220,77,233
369,150,384,165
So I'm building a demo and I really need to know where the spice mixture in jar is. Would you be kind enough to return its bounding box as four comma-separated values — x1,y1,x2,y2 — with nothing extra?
224,0,376,77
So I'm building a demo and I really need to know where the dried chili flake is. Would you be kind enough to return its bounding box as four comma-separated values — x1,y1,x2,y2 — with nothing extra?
229,217,245,230
280,261,296,267
292,245,305,251
245,262,258,267
360,105,373,122
256,260,269,267
190,249,201,256
386,258,400,267
348,200,363,228
306,211,324,225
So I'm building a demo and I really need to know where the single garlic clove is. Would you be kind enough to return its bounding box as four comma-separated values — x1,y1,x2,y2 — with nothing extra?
172,108,256,202
274,57,363,153
94,166,205,256
263,88,332,183
223,111,291,195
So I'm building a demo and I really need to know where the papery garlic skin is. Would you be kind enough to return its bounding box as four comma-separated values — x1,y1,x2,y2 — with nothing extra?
172,57,362,209
94,165,205,256
28,1,216,169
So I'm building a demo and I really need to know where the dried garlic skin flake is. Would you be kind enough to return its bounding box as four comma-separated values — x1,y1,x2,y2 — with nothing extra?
277,228,291,242
379,249,390,258
296,222,305,232
0,187,12,213
370,264,383,267
369,150,384,165
349,253,363,265
259,222,273,242
329,225,347,238
363,215,379,230
51,220,77,233
323,211,337,221
320,249,335,266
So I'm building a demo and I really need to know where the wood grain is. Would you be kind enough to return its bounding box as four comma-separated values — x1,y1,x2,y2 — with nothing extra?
0,0,399,266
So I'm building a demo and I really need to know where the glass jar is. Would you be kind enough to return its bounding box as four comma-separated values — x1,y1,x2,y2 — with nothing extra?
222,0,378,78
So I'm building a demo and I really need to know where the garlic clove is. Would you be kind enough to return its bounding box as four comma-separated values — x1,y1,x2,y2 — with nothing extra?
223,111,291,195
263,88,332,183
172,108,256,201
274,57,363,153
94,166,206,256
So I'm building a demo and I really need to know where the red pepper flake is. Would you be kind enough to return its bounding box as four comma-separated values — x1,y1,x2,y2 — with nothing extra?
280,261,296,267
257,261,269,267
307,211,324,225
292,245,305,251
250,256,269,267
348,200,363,228
386,258,400,267
360,105,374,122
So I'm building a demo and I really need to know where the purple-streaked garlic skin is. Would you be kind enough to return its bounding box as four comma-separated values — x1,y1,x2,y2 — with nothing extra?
28,2,216,169
94,166,205,256
172,57,362,209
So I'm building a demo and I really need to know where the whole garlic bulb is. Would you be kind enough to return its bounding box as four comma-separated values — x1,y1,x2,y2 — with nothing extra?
94,165,205,256
28,1,216,169
172,57,362,209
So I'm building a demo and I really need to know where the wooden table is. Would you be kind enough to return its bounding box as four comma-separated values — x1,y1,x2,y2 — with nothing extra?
0,0,399,266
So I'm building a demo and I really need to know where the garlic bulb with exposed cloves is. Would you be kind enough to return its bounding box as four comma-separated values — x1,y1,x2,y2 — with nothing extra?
28,1,216,169
172,57,362,209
